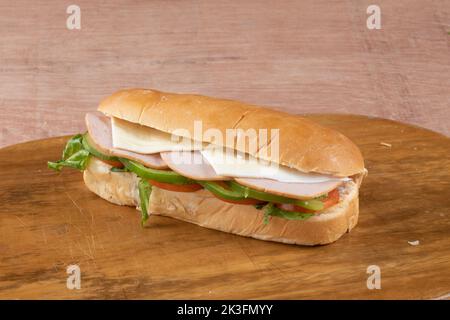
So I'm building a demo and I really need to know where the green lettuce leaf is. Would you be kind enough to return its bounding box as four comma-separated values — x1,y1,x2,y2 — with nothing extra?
62,134,84,160
138,178,152,226
48,149,90,171
110,167,130,173
48,134,90,171
261,202,313,224
269,207,313,221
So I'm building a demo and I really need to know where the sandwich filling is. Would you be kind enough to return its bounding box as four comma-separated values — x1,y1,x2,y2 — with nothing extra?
49,112,354,226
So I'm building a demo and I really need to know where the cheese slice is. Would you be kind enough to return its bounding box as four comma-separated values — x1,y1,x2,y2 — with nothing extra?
111,117,204,154
200,147,349,183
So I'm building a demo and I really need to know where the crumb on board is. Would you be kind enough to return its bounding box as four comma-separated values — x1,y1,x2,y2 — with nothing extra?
380,142,392,148
408,240,420,246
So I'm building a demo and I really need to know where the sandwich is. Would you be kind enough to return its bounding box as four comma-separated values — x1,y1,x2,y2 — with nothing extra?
48,89,366,245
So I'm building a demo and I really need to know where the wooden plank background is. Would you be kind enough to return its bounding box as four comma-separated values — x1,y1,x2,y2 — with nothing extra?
0,0,449,148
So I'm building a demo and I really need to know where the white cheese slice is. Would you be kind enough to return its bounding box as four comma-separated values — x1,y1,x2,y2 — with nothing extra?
200,146,349,183
111,117,204,154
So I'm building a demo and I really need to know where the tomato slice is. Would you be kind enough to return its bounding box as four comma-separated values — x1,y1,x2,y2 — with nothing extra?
276,189,340,213
322,188,340,209
149,179,203,192
98,158,124,168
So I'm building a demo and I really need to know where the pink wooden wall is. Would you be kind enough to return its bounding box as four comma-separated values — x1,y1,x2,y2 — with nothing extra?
0,0,449,147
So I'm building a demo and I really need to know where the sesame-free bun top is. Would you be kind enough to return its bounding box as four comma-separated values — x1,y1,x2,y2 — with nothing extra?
98,89,365,177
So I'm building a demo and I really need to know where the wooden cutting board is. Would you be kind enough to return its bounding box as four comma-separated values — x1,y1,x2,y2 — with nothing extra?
0,114,449,299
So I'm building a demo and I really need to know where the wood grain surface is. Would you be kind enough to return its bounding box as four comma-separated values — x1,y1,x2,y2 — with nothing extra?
0,0,449,148
0,114,449,299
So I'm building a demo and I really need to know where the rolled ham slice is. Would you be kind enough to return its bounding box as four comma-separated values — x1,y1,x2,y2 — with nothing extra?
234,177,344,200
160,151,231,181
85,112,168,169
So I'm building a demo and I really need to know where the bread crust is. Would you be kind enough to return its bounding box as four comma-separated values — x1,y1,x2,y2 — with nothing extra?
98,89,365,177
83,157,140,207
149,182,359,246
83,158,362,245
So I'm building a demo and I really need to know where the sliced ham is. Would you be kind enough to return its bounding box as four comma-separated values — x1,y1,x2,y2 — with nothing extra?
85,112,168,169
234,177,344,200
160,151,231,181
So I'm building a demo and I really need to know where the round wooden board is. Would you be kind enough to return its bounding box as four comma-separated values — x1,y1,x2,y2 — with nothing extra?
0,114,449,299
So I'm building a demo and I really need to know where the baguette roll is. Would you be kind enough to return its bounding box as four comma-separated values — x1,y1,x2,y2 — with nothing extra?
98,89,365,177
84,158,364,245
76,89,368,246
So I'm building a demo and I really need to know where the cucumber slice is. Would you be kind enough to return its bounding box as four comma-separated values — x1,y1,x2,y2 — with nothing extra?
121,158,192,185
229,181,324,211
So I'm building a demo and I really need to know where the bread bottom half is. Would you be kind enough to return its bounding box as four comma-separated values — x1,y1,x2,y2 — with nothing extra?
83,158,361,245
